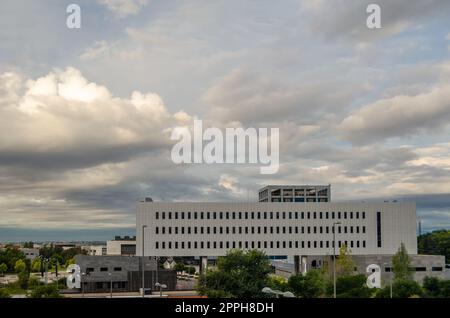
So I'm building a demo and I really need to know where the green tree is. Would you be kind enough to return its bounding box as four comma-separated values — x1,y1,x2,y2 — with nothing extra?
14,259,26,273
31,258,41,273
28,284,61,298
23,242,34,248
392,243,413,281
197,249,272,298
185,266,196,275
336,244,355,276
266,275,288,292
0,289,11,298
18,270,30,290
288,269,327,298
174,263,186,273
0,246,26,272
0,263,7,276
422,276,450,298
376,279,423,298
327,274,373,298
422,276,441,298
418,230,450,262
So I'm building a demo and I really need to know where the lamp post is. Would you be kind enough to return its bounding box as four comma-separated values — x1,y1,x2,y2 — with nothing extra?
155,282,167,297
383,263,393,298
108,272,112,298
141,225,147,298
333,221,341,299
81,272,86,298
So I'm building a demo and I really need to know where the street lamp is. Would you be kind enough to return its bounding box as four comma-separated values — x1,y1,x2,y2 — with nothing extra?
262,287,295,298
108,272,112,298
155,282,167,297
333,221,341,299
383,262,393,298
141,225,147,298
81,272,86,298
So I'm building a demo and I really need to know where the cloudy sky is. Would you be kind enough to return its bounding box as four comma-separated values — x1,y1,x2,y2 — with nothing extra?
1,0,450,241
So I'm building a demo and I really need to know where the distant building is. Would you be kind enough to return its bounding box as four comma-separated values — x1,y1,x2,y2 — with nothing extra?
75,255,176,293
107,236,136,256
20,247,39,261
83,245,107,256
272,254,447,284
258,185,331,202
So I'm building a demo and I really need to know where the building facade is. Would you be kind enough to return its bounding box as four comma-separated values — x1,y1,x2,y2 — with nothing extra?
106,236,136,256
258,185,331,202
75,255,177,292
136,202,417,258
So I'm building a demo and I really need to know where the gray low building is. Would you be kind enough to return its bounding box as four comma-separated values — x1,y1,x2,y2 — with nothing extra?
273,254,447,285
74,255,177,293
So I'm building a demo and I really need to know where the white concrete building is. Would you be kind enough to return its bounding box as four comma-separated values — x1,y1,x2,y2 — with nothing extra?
259,185,331,202
19,247,39,261
136,202,417,258
106,236,136,256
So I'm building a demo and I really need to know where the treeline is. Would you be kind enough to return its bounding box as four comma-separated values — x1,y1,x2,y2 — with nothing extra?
418,230,450,262
197,244,450,298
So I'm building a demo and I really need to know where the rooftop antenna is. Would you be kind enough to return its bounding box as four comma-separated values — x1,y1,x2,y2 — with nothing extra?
418,220,422,237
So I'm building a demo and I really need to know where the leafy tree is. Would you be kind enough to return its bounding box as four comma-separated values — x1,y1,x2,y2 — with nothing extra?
0,263,7,276
31,258,41,273
266,275,288,292
23,242,34,248
197,249,272,298
288,269,327,298
392,243,413,281
336,244,355,276
185,266,196,275
0,246,26,272
28,284,61,298
422,276,450,298
418,230,450,262
422,276,441,298
0,289,11,298
376,279,423,298
18,270,30,290
14,259,26,273
174,263,186,273
327,274,373,298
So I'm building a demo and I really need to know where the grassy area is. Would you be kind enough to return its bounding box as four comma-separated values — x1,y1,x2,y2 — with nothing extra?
1,282,26,295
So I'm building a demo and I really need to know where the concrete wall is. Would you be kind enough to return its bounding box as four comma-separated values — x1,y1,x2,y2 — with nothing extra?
136,202,417,257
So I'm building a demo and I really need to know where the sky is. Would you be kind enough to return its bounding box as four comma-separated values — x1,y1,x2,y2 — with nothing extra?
1,0,450,241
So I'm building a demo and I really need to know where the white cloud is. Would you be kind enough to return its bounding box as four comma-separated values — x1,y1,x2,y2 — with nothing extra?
0,67,188,159
338,84,450,144
97,0,149,17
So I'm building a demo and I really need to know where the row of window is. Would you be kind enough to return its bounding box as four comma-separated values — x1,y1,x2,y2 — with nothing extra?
155,240,367,250
85,267,122,273
155,211,366,221
155,225,366,235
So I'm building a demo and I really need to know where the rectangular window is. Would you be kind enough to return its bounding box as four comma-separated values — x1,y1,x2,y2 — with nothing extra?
377,211,382,247
114,267,122,271
155,212,159,219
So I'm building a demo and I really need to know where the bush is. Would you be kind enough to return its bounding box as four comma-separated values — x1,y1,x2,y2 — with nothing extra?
327,274,373,298
423,276,450,298
18,270,30,290
266,275,288,292
376,279,423,298
0,288,11,298
288,270,327,298
28,284,61,298
186,266,196,275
